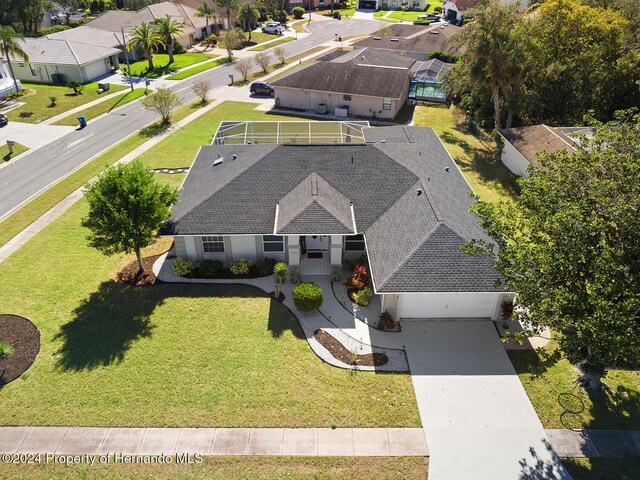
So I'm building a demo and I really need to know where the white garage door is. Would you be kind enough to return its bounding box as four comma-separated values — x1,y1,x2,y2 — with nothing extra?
397,293,500,319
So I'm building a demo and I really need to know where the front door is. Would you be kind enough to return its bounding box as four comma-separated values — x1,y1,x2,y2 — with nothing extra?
305,235,327,251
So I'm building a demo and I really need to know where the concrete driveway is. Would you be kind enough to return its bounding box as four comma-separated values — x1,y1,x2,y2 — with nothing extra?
0,121,74,150
402,320,571,480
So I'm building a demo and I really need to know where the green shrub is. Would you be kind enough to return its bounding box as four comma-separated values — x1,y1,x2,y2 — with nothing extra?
352,287,373,306
66,81,84,95
198,259,222,277
288,266,301,284
230,257,251,276
0,342,14,360
293,282,323,311
434,6,442,13
293,6,305,19
332,11,340,18
429,50,460,63
172,42,186,54
257,256,278,276
173,258,193,276
274,262,289,283
414,20,430,25
330,266,342,282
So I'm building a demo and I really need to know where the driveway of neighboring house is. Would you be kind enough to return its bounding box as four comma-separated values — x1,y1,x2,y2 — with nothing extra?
401,319,572,480
0,122,75,150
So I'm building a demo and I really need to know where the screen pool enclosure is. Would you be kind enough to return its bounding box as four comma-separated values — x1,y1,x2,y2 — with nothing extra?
213,121,370,145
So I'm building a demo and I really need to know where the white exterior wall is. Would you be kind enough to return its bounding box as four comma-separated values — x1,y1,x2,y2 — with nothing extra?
274,86,406,120
442,2,463,21
82,58,111,82
500,141,531,178
397,292,503,320
330,235,343,266
12,62,83,84
288,235,300,266
229,236,258,261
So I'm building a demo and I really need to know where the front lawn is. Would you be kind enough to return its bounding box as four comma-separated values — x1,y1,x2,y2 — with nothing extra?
0,457,429,479
5,82,126,124
562,459,640,480
509,342,640,430
412,104,519,203
127,52,212,78
1,141,28,161
0,201,420,427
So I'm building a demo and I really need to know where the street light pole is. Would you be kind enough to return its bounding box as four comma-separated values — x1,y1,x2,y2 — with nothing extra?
121,26,134,92
308,1,311,25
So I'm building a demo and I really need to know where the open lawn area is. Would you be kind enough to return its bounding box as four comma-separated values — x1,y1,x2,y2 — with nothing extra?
562,458,640,480
166,57,229,80
220,31,282,50
127,52,213,78
0,457,428,479
249,35,294,51
509,342,640,430
5,82,126,124
53,88,147,126
412,104,519,203
1,141,28,161
0,197,420,427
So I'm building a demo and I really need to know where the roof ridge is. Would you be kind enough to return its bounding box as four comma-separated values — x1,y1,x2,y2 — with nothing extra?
65,39,81,64
375,221,445,290
542,124,577,150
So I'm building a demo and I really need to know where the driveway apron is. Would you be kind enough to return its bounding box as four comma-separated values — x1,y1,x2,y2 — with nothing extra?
401,320,571,480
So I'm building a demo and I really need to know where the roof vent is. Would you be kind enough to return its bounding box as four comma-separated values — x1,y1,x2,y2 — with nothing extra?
381,139,386,143
390,38,399,42
213,158,223,167
373,36,381,40
311,173,318,196
417,189,423,196
445,167,450,172
431,31,440,34
231,154,237,160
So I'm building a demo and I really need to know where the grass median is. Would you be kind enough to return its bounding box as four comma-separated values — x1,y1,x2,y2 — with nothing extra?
166,57,229,80
249,36,294,51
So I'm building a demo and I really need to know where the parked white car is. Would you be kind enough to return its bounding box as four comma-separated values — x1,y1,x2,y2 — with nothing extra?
261,22,284,35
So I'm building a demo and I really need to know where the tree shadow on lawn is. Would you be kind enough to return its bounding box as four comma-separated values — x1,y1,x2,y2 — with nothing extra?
583,375,640,430
54,281,303,370
440,130,520,200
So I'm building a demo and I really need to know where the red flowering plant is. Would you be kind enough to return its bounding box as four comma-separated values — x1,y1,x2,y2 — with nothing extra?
346,264,371,305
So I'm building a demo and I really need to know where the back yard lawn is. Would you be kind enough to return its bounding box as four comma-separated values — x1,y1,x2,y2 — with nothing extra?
0,200,419,427
5,82,126,124
412,104,519,203
509,342,640,430
127,52,213,78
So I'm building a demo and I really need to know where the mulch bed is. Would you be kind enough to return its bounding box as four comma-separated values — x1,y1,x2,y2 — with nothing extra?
118,253,164,286
314,329,388,367
0,314,40,385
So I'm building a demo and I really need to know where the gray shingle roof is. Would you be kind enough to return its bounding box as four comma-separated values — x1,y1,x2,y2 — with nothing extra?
330,47,416,69
271,62,411,99
166,126,504,293
47,25,128,49
353,23,461,55
276,173,354,234
14,37,119,65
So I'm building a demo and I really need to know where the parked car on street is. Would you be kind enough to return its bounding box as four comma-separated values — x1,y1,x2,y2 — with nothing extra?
250,82,274,96
0,114,8,127
262,22,284,35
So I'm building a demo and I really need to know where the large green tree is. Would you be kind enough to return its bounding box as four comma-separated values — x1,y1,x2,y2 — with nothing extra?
237,3,259,41
446,0,525,132
82,160,179,275
126,22,164,72
0,26,28,94
152,15,184,64
465,111,640,390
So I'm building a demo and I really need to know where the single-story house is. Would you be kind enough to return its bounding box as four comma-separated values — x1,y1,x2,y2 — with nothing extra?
353,23,461,61
168,0,251,30
498,125,591,177
9,37,120,84
47,25,139,62
409,58,453,102
271,61,412,120
0,59,21,97
86,1,212,48
442,0,478,22
163,125,510,320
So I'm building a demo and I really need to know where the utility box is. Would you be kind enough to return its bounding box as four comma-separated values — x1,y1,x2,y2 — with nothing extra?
97,82,110,93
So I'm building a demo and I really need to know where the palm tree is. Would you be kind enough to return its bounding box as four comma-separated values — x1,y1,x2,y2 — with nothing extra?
126,22,165,72
152,15,185,64
215,0,239,31
0,26,29,95
195,1,217,35
237,4,259,41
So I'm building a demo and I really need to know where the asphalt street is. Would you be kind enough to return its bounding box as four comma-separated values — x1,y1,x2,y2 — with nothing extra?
0,18,381,221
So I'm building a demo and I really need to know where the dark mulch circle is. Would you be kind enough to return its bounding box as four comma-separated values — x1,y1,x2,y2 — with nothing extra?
118,253,164,287
0,314,40,385
314,329,388,367
269,292,286,303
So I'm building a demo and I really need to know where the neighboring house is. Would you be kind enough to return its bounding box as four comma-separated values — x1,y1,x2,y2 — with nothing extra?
164,125,510,320
409,58,453,103
47,26,138,62
442,0,479,22
498,125,591,177
9,37,120,84
169,0,250,30
0,59,22,97
353,23,461,61
86,1,211,47
271,60,412,120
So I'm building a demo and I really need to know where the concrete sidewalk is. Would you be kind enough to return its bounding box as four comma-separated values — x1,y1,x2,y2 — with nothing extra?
0,427,428,456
